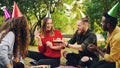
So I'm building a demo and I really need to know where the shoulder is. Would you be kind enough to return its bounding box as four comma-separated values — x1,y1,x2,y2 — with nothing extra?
1,31,15,46
114,32,120,41
54,29,62,36
7,31,15,36
113,27,120,40
3,31,15,42
54,29,61,33
85,30,97,39
4,31,15,38
87,29,96,35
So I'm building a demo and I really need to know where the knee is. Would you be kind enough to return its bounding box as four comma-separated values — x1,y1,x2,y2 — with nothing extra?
79,56,93,67
81,56,92,62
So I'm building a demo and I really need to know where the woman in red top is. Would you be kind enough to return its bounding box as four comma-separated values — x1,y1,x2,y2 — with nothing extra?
27,17,64,68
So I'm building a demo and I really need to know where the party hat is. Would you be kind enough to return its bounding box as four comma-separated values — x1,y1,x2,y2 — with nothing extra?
79,9,86,18
12,2,23,18
108,2,119,17
45,11,51,18
2,6,11,19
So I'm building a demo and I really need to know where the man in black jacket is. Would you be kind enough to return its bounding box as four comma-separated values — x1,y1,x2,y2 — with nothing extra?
62,16,99,68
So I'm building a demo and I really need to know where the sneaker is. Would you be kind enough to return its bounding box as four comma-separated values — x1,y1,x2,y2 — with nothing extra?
30,59,37,65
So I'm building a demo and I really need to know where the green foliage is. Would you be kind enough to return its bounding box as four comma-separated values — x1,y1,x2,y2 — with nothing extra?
62,0,74,5
82,0,120,31
0,16,4,26
94,21,103,34
99,43,106,49
0,0,120,45
52,11,68,32
0,0,66,45
81,0,120,43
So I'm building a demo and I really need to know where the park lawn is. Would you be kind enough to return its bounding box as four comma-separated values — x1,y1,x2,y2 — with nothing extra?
24,45,78,66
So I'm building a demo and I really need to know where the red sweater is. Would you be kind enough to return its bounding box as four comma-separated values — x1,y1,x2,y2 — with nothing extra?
38,29,62,58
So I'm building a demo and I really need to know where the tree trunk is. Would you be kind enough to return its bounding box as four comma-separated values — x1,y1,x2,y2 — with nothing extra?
29,20,41,45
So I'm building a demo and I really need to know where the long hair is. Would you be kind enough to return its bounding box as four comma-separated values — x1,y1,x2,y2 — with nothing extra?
41,17,54,37
0,16,30,59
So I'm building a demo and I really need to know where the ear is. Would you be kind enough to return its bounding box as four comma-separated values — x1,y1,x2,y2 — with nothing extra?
106,23,111,28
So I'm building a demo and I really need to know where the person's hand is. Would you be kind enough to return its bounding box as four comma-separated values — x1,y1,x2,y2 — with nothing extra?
54,42,65,49
55,38,61,40
87,44,99,54
13,57,20,63
46,41,53,48
6,64,12,68
53,38,66,49
53,38,66,47
34,29,40,39
53,37,62,43
34,29,43,46
60,40,67,47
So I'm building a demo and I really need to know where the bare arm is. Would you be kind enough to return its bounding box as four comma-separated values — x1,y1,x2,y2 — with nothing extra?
61,41,83,51
50,45,64,50
67,44,83,51
46,41,64,50
6,64,12,68
87,44,105,57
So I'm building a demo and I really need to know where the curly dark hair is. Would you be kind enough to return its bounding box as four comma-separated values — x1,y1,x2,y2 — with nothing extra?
0,16,30,59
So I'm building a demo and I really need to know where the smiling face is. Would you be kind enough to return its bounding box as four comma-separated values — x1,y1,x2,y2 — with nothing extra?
45,19,53,31
77,20,85,34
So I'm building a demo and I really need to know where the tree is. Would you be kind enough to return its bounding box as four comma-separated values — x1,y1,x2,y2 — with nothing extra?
82,0,120,31
0,0,64,45
82,0,120,45
63,0,86,33
1,0,119,45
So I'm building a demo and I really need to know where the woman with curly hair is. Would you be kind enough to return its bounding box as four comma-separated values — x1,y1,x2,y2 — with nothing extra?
0,2,30,68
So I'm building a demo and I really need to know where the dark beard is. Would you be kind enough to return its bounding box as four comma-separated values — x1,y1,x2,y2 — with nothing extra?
77,30,81,35
77,30,85,35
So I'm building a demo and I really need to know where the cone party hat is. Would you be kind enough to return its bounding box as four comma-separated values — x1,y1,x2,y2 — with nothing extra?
79,9,86,18
12,2,23,18
108,2,119,17
45,11,51,18
3,6,11,19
